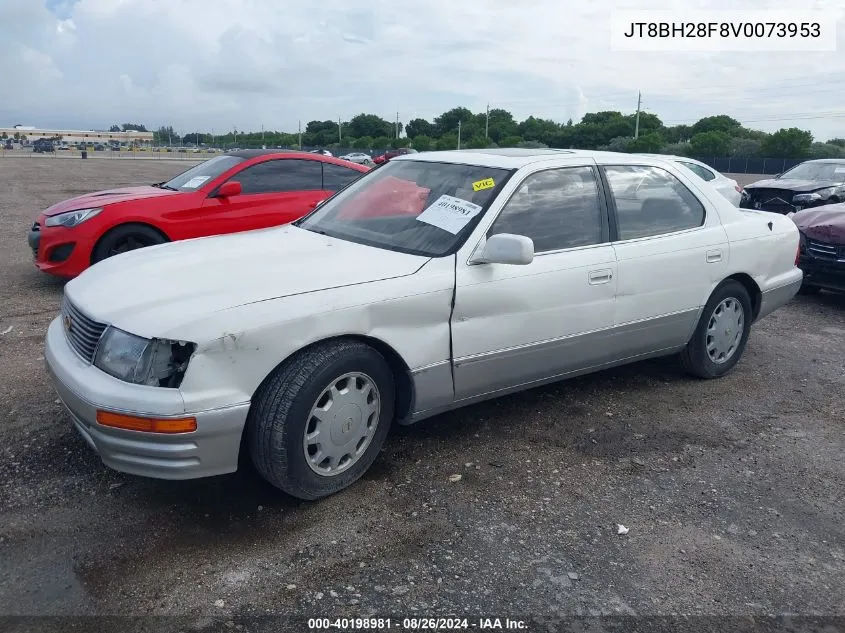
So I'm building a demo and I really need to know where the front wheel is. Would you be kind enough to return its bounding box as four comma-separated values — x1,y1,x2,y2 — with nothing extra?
680,280,752,379
247,340,395,500
91,223,167,264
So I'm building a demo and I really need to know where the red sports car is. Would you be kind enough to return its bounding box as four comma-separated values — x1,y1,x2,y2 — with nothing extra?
27,150,369,278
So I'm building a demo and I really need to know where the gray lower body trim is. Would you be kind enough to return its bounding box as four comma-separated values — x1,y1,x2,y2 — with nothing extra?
756,276,802,322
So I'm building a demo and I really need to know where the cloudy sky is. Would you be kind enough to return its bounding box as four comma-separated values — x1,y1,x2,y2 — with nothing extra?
2,0,845,140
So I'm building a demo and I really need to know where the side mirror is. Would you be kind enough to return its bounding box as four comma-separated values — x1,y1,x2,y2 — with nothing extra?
215,181,242,198
471,233,534,265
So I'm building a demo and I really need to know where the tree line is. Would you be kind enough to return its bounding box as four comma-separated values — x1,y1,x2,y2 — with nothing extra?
138,110,844,159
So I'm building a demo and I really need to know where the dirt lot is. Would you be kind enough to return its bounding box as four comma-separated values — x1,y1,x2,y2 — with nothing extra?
0,159,844,630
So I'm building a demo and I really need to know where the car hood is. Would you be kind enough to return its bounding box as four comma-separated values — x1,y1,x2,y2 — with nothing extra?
745,178,843,193
42,185,182,216
64,225,430,339
793,203,845,243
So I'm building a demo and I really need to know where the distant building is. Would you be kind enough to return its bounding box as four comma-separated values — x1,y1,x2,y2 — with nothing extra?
0,125,154,145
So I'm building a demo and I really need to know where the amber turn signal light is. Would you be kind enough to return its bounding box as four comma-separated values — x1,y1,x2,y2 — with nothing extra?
96,410,197,434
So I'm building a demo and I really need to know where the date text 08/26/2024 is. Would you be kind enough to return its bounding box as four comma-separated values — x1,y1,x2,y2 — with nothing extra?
307,617,528,630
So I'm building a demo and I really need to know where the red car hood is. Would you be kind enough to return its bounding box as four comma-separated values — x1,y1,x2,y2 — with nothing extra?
42,185,182,216
793,203,845,243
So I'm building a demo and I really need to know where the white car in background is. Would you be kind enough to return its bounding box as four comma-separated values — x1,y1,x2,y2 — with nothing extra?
640,154,742,206
339,152,375,166
45,149,801,500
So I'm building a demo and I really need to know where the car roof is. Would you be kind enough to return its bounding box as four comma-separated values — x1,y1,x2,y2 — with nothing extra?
227,149,310,159
225,149,368,170
393,148,687,170
803,158,845,164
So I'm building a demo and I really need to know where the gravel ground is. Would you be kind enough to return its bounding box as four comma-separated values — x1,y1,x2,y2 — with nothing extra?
0,160,843,630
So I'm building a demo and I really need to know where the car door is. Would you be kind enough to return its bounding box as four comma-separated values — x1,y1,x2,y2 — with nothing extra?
600,163,729,357
451,164,618,400
198,158,326,236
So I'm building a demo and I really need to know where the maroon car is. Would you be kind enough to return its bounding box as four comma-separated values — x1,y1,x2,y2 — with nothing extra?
373,147,418,165
792,203,845,294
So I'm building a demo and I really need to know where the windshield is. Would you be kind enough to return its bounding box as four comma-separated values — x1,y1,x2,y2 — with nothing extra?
162,155,245,191
779,162,845,181
295,159,513,257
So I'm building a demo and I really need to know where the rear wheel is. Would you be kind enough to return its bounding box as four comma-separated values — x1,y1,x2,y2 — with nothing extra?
92,223,167,264
680,280,752,379
247,340,395,500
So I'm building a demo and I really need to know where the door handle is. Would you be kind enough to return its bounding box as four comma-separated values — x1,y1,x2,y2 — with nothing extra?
588,269,613,285
706,249,722,263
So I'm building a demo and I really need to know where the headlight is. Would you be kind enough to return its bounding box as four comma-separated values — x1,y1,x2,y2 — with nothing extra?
44,207,103,227
792,187,836,204
94,326,195,387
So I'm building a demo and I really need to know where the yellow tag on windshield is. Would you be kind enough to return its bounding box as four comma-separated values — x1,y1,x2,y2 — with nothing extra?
472,177,495,192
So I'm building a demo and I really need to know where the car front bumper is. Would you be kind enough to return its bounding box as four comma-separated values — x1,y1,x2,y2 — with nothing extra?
45,317,250,480
29,216,95,278
799,254,845,292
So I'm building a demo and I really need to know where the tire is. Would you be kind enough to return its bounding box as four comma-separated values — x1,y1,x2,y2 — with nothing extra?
91,223,167,264
798,283,821,296
247,340,395,500
679,280,752,379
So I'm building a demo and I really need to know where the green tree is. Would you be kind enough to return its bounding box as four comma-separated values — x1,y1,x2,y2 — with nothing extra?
518,116,561,143
498,135,524,148
121,123,148,132
436,133,458,150
807,142,843,159
760,127,813,158
109,124,121,132
483,108,518,143
729,137,762,157
347,114,393,140
663,124,692,144
626,112,662,136
690,131,732,156
604,136,632,152
662,142,693,156
434,107,475,137
626,132,664,153
826,138,845,148
406,118,434,139
466,135,490,149
411,135,433,151
352,136,373,150
517,140,548,149
691,115,741,136
371,136,391,150
391,137,411,149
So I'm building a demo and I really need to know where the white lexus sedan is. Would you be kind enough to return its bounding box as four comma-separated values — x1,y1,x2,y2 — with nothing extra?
45,149,802,500
639,154,743,206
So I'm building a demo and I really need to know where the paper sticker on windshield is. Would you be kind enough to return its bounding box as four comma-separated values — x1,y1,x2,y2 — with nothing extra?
183,176,210,189
472,177,496,192
835,167,845,173
416,195,483,234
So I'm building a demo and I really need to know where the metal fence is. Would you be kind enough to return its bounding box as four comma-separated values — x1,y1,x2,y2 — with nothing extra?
691,156,804,175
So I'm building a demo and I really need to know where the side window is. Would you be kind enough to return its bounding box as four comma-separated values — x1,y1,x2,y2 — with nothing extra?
232,159,322,194
679,161,716,182
603,165,706,241
323,163,364,191
488,166,604,253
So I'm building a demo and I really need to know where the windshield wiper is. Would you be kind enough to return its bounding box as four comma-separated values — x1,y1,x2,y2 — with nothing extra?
153,182,178,191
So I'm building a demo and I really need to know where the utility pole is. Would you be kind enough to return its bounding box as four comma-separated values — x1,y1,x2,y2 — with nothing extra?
298,120,302,149
634,91,642,139
338,117,342,143
485,104,490,139
457,120,462,149
395,112,399,140
261,124,265,144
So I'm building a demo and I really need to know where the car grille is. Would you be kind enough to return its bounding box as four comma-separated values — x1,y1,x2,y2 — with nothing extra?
807,239,845,261
746,189,796,213
61,296,108,363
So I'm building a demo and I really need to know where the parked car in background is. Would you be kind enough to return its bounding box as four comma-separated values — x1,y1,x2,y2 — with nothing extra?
27,150,369,278
310,149,333,157
373,147,418,165
790,202,845,294
740,159,845,214
33,139,55,153
44,149,801,500
639,154,742,206
339,152,375,166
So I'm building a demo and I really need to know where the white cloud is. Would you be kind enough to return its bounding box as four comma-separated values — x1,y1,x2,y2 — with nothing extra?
1,0,844,140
